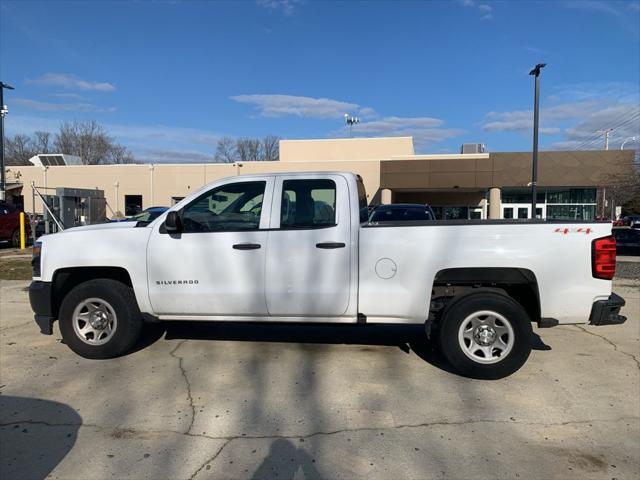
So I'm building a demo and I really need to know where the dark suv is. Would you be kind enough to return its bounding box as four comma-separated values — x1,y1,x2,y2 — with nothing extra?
369,203,436,222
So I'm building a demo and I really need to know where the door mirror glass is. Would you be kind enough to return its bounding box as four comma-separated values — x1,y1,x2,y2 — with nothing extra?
165,211,182,233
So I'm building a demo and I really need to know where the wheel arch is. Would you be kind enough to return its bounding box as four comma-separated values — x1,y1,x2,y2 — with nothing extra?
51,267,134,319
431,267,541,325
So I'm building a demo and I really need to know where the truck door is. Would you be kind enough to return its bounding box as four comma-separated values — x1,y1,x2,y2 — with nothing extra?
265,175,354,318
146,178,274,317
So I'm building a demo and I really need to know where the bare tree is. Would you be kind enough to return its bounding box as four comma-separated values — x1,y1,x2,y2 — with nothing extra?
33,131,52,154
262,135,279,161
215,135,279,162
5,134,37,166
214,137,237,163
54,120,134,164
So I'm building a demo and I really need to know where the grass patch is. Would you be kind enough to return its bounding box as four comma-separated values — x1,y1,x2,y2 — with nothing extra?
0,257,32,280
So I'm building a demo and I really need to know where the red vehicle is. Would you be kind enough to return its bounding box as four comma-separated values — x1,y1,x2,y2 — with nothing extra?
0,203,29,247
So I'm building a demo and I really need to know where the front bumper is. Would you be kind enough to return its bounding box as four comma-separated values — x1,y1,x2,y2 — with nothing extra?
29,281,55,335
589,293,626,326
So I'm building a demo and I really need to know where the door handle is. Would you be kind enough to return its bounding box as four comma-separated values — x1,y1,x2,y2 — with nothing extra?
316,242,346,249
233,243,261,250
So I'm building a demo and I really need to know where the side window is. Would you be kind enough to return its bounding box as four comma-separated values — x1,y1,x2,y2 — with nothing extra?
280,179,336,229
181,181,265,232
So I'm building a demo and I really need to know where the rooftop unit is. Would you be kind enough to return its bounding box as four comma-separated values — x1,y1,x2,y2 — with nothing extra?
460,143,486,154
28,154,83,167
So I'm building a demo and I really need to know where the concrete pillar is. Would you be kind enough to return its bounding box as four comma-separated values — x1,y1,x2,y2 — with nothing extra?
381,188,392,205
488,187,501,219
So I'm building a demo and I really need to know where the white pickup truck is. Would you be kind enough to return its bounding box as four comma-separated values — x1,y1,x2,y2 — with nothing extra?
29,172,626,378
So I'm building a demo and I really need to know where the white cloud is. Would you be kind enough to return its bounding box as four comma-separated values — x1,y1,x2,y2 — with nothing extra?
12,98,116,113
459,0,494,20
256,0,302,15
335,116,464,149
481,100,603,132
481,96,639,151
136,149,215,164
27,73,116,92
49,92,85,100
231,94,364,119
233,94,462,148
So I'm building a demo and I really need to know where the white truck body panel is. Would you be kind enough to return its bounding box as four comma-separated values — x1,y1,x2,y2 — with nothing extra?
359,223,611,324
34,171,614,327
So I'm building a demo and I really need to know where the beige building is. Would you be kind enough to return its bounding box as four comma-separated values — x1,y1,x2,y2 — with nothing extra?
4,136,634,221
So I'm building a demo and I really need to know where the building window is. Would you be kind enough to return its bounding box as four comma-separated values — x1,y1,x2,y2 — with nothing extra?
517,207,528,219
171,196,184,205
546,205,596,220
124,195,143,216
503,207,514,219
546,188,596,204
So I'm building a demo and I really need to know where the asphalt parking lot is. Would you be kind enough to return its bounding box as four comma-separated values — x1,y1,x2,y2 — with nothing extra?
1,276,639,479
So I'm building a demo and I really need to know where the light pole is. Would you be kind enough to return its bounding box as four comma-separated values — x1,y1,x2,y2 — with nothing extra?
0,81,16,202
344,113,359,138
621,137,637,150
528,63,546,218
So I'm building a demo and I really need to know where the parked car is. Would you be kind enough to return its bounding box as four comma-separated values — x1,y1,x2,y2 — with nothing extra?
29,172,626,379
0,203,30,247
623,216,640,229
112,206,169,224
612,228,640,256
369,203,436,222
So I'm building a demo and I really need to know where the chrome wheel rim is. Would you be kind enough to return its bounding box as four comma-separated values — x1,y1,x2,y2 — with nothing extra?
458,310,514,364
72,298,118,346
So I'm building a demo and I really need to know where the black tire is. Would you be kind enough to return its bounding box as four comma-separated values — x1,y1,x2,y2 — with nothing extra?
58,279,142,359
438,291,533,380
11,229,20,248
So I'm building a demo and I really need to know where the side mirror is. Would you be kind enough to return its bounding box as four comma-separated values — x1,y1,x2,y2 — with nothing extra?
164,211,182,233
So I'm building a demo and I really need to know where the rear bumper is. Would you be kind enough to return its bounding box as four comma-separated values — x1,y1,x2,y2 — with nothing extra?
589,293,626,326
29,281,55,335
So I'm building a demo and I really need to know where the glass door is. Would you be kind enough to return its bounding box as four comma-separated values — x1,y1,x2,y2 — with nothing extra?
502,204,545,219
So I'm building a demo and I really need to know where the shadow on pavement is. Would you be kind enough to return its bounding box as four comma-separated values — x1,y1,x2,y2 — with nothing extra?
141,321,551,376
251,439,323,480
0,395,80,480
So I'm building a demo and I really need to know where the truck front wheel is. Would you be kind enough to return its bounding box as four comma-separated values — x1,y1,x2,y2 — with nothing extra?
438,292,533,379
58,279,142,359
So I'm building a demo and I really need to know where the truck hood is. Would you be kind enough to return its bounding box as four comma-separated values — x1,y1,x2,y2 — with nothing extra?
63,222,142,233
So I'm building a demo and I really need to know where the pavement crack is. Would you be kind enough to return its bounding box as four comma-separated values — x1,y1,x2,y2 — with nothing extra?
574,325,640,370
169,339,196,435
188,439,232,480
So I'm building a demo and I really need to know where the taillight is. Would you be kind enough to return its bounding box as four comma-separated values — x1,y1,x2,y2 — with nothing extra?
592,235,616,280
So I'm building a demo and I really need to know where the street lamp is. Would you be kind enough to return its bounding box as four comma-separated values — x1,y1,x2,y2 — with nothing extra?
621,137,637,150
528,63,546,218
0,81,16,202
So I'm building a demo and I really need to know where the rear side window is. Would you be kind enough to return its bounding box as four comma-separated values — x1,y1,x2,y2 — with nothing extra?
280,179,336,229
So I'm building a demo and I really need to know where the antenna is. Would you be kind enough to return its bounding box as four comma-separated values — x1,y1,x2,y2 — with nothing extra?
344,113,359,138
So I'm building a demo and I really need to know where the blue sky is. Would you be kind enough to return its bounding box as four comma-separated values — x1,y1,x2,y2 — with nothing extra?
1,0,639,162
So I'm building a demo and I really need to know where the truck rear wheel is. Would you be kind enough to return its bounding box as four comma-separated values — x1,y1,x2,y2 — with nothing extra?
58,279,142,359
438,292,532,379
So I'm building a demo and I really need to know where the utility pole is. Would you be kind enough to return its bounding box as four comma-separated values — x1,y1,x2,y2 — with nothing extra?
0,81,16,202
597,129,612,150
528,63,546,219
